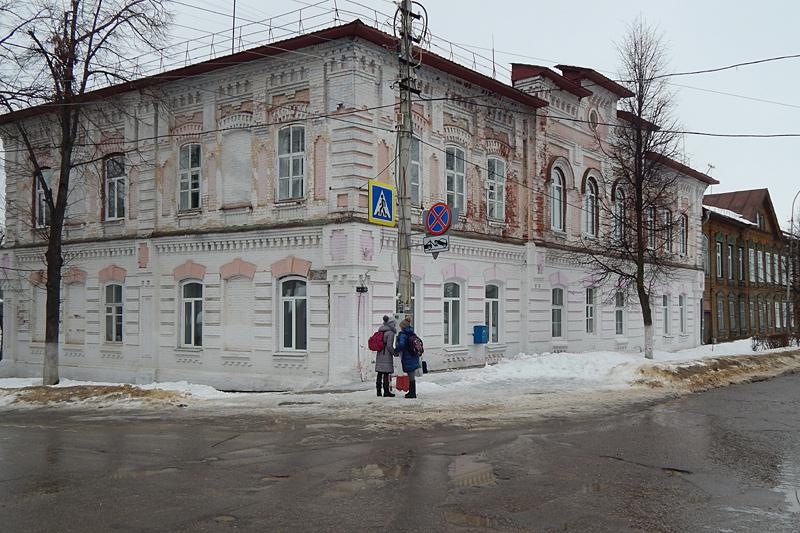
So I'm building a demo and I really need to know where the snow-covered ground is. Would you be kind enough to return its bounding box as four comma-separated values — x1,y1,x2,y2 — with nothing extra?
1,339,798,426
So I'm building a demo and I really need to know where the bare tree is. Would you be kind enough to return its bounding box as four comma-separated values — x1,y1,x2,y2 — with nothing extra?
0,0,170,384
570,18,685,359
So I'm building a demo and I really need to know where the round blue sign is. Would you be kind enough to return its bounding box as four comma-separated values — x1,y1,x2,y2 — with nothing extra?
426,202,452,236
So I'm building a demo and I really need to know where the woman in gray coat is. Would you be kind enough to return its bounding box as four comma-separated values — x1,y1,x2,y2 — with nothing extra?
375,315,397,397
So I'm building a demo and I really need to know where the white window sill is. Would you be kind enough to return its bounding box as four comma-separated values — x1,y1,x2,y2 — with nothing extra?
102,341,123,348
488,219,506,228
274,198,306,208
177,209,202,217
274,351,308,358
176,346,203,353
551,229,567,239
443,345,468,353
104,218,124,224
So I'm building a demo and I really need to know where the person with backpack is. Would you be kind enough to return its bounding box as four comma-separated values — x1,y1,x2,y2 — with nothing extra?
370,315,397,397
396,317,423,399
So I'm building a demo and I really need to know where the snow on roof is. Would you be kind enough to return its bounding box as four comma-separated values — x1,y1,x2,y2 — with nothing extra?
704,204,755,226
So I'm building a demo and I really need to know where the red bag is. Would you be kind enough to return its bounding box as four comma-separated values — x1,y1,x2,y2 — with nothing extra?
368,330,385,352
395,375,410,392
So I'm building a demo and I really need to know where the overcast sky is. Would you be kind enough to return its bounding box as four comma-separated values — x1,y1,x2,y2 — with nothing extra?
4,1,799,230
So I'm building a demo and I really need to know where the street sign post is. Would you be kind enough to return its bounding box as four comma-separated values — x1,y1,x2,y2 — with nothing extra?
425,202,452,236
368,180,396,227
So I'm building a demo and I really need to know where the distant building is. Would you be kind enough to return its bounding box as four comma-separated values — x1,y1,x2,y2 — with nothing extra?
0,21,714,389
702,189,793,343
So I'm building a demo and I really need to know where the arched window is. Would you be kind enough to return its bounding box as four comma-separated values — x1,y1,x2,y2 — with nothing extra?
410,137,422,207
34,168,52,228
613,186,625,242
179,143,202,211
104,283,124,342
678,215,688,255
551,287,564,338
280,278,307,351
104,154,126,220
181,282,203,347
487,157,506,220
485,284,500,343
551,168,565,231
663,210,673,253
583,178,598,237
278,125,305,200
443,282,461,345
445,146,466,211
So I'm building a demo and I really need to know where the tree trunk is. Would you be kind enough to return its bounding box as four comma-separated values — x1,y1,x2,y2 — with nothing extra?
43,238,63,385
638,286,653,359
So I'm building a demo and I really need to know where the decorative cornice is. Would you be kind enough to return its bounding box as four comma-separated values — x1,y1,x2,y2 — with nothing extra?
154,228,322,254
17,243,135,263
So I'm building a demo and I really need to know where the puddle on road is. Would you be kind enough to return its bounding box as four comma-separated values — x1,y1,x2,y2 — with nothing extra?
448,454,495,487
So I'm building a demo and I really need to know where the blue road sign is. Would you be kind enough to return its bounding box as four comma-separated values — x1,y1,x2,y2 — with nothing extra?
368,180,396,227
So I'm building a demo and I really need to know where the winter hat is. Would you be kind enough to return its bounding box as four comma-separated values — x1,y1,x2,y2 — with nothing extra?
383,315,390,323
399,318,410,329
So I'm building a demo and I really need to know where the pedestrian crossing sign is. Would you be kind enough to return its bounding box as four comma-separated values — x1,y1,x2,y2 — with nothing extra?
368,180,396,227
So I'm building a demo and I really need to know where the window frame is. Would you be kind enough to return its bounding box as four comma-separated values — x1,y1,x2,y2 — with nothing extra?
583,178,598,237
443,281,462,346
279,277,308,351
585,287,596,334
678,214,688,256
178,143,202,211
738,246,744,281
613,186,626,242
679,294,687,335
663,210,673,253
485,284,500,344
551,287,564,338
410,136,422,208
487,156,506,221
277,124,306,201
662,294,670,335
180,281,204,348
729,296,737,331
34,168,52,228
550,167,565,232
104,283,124,343
727,244,734,280
445,145,466,213
104,154,126,221
615,291,625,336
715,241,723,278
717,295,725,333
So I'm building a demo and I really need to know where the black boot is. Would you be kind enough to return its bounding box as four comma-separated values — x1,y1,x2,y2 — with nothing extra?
405,379,417,399
382,374,395,397
376,375,383,397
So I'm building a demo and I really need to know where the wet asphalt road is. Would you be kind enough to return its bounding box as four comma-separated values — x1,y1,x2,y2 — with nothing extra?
0,374,799,533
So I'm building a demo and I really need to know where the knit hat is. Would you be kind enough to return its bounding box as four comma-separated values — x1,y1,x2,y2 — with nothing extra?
383,315,390,323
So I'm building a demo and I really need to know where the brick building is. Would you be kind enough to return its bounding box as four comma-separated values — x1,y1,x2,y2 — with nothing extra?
702,189,793,343
0,21,713,389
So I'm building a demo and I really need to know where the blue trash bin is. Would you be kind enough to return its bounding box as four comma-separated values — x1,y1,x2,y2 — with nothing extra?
473,324,489,344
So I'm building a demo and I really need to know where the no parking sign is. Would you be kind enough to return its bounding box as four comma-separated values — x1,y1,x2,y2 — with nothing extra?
425,202,452,236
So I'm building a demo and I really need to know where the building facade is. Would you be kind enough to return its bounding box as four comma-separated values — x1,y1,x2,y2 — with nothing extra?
702,189,793,343
0,21,713,390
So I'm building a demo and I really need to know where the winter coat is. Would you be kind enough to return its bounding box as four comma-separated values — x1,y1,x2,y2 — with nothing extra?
396,326,421,373
374,321,397,373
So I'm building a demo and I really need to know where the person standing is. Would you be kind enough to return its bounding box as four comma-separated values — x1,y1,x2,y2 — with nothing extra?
373,315,397,397
396,317,420,399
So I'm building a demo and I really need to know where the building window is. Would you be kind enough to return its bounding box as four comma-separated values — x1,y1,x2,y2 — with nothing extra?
585,287,596,333
729,297,737,331
717,296,725,333
777,301,783,329
727,244,734,280
760,251,766,284
756,212,764,230
551,168,565,231
410,137,421,207
552,288,564,338
613,187,626,242
646,207,656,249
34,168,52,228
759,299,766,332
105,154,126,220
487,157,506,220
664,210,673,252
445,146,466,212
662,295,670,334
703,235,710,275
584,178,598,237
749,300,755,333
179,144,202,211
443,282,462,345
738,246,744,281
181,282,203,347
771,253,776,285
716,242,723,278
280,278,307,351
485,284,500,343
678,215,688,255
278,125,305,200
104,284,123,343
740,298,747,332
679,294,687,335
615,292,625,335
749,247,755,282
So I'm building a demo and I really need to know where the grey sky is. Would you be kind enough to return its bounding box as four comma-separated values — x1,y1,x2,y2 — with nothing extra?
5,1,799,230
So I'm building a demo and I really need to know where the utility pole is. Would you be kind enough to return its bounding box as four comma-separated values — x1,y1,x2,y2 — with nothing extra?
394,0,425,320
